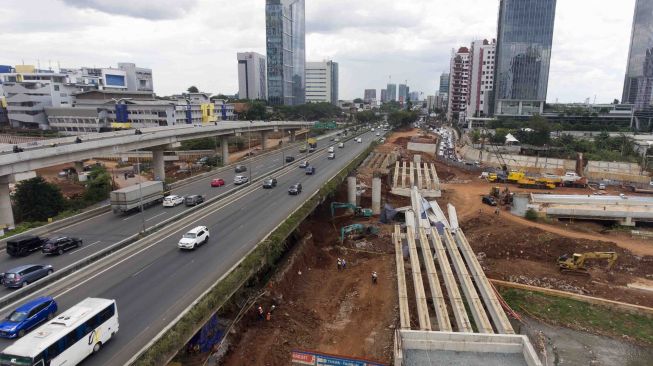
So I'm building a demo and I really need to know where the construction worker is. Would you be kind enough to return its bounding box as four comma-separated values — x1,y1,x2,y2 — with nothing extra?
371,271,378,284
337,258,342,271
341,258,347,269
266,312,271,321
257,305,264,321
495,207,500,215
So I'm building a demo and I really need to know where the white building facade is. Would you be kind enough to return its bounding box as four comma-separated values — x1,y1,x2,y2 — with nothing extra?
305,60,339,105
237,52,267,100
447,47,471,123
468,39,496,118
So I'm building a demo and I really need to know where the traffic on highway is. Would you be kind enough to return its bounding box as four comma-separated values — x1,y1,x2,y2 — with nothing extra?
0,128,377,365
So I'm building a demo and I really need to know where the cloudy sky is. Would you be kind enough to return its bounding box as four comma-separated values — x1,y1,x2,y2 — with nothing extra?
0,0,636,103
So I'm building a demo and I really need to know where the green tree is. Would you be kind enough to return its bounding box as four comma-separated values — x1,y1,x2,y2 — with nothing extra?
84,167,112,203
179,137,217,151
13,177,65,222
187,86,199,93
355,110,379,124
380,101,401,113
242,100,268,120
353,98,364,103
388,110,418,128
470,129,481,144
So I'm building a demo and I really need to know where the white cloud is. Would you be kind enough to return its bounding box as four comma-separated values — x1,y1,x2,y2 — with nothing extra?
0,0,637,103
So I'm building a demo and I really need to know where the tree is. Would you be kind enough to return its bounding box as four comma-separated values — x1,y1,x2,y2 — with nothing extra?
388,110,418,128
242,100,268,120
613,98,620,105
353,98,364,103
13,177,66,222
470,129,481,144
187,86,199,93
355,110,379,124
84,167,112,203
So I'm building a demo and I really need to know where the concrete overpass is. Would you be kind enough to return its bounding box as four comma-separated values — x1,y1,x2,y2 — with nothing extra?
0,121,310,228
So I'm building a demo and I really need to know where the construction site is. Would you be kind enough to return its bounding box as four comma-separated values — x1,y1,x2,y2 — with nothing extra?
173,128,653,366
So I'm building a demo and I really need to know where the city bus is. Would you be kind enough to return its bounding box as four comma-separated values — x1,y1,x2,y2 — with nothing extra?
0,298,118,366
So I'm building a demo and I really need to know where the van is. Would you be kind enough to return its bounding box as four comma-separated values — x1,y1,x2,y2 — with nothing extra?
6,236,45,257
184,195,204,206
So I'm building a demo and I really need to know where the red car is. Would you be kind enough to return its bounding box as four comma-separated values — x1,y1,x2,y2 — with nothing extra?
211,178,225,187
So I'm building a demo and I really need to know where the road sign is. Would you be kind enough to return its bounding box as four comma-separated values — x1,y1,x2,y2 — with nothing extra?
314,121,337,129
291,350,387,366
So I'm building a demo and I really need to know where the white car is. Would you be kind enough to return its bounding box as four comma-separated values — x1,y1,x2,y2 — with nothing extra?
375,132,380,136
178,226,210,250
328,146,335,153
328,152,336,160
357,138,362,143
338,142,344,148
163,195,184,207
234,175,248,185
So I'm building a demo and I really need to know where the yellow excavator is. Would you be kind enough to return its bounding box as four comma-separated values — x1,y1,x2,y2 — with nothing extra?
557,252,618,276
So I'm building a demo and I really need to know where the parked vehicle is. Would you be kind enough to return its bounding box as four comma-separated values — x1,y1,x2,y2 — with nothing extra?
110,181,165,214
234,165,247,173
327,153,336,160
184,195,204,206
262,177,278,189
305,166,316,175
234,175,249,185
288,183,302,195
0,298,118,366
42,237,82,255
178,226,210,250
211,178,225,187
285,156,295,163
481,196,497,206
2,264,54,289
162,195,184,207
0,297,57,338
6,236,45,257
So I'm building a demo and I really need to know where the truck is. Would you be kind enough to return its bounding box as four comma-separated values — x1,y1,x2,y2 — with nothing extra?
110,180,166,214
307,137,317,149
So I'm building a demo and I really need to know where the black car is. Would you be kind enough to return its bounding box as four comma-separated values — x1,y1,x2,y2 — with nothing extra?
6,236,45,257
285,156,295,163
288,183,302,195
305,166,316,175
262,178,278,189
234,165,247,173
41,237,82,255
185,195,204,206
482,196,497,206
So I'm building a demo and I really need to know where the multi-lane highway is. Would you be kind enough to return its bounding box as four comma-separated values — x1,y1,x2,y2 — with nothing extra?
0,130,376,365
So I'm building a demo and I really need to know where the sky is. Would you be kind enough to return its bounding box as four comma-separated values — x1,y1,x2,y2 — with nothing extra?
0,0,637,103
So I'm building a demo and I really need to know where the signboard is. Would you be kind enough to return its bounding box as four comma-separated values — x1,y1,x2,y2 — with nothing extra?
291,350,387,366
313,121,337,129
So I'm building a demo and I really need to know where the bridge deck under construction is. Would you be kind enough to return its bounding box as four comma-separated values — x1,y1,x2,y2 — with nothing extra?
391,160,441,198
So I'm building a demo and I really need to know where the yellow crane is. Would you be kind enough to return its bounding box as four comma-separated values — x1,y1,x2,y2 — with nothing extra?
557,252,618,276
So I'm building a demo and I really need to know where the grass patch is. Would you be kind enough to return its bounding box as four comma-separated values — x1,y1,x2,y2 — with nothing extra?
500,287,653,345
133,135,377,365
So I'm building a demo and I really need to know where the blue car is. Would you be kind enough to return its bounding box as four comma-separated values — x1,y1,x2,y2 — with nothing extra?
0,296,57,338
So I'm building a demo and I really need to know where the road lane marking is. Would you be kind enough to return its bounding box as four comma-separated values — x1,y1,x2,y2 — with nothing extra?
68,240,101,255
122,216,132,221
145,212,168,222
132,261,157,277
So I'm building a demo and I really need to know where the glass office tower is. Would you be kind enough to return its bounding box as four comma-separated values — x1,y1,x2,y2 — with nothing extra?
623,0,653,109
493,0,556,115
266,0,305,106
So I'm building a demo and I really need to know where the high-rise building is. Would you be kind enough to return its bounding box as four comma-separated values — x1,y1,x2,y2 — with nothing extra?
266,0,305,106
447,47,471,123
468,39,496,117
623,0,653,109
398,84,409,103
305,60,339,105
237,52,267,100
380,89,388,103
439,73,450,95
386,83,397,102
493,0,556,116
364,89,376,103
409,91,421,102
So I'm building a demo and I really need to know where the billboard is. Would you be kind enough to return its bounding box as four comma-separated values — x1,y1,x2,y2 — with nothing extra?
291,350,387,366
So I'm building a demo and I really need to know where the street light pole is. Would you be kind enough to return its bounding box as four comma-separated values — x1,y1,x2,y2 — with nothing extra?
136,149,145,233
248,120,252,183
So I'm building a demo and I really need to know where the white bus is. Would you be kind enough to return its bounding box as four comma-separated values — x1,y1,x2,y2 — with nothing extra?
0,298,118,366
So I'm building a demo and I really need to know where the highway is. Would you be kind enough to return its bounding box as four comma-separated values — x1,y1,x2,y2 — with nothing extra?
0,132,336,293
0,131,376,364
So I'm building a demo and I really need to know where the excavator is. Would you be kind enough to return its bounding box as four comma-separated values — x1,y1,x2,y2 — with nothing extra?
330,202,373,218
557,252,618,276
340,224,379,242
490,186,513,205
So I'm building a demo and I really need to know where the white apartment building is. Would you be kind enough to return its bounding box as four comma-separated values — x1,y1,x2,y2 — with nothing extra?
305,60,339,105
447,47,470,123
468,39,496,118
237,52,266,100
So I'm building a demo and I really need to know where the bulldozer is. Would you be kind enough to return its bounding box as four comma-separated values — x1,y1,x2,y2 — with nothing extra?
557,252,618,276
330,202,373,218
340,224,379,242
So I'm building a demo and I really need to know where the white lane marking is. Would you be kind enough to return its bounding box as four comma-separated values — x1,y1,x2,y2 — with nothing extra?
145,212,167,222
68,240,101,255
59,211,113,229
122,216,132,221
132,261,156,277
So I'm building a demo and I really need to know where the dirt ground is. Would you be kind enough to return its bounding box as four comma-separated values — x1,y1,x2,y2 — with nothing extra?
221,196,397,365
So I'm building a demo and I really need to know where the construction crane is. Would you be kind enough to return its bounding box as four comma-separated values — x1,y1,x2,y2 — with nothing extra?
340,224,379,242
557,252,618,276
330,202,373,218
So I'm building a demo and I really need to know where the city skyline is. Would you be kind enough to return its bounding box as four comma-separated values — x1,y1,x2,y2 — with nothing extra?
0,0,637,103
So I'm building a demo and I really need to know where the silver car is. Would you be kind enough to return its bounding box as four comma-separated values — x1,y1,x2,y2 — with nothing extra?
2,264,54,289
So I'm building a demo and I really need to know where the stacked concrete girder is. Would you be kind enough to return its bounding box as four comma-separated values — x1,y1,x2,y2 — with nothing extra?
372,177,382,215
391,160,441,197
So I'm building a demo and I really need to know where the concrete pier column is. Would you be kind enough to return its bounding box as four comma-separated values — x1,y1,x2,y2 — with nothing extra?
413,154,421,165
221,136,230,165
152,148,165,182
0,179,15,230
290,130,296,142
261,131,269,150
347,176,357,206
372,177,382,215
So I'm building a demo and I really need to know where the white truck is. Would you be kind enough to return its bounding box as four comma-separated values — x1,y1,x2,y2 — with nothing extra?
110,181,166,214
